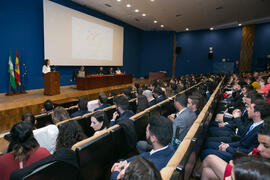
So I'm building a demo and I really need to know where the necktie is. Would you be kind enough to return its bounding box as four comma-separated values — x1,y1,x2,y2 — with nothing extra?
246,124,255,135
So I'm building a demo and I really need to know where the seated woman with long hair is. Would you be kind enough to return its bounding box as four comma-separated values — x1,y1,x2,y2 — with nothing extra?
90,111,109,135
0,122,50,180
56,121,86,150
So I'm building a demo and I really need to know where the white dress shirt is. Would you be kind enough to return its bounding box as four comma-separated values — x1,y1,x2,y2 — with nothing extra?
33,124,59,154
42,65,51,74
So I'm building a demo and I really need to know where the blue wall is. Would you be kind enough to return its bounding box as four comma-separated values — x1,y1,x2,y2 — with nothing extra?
0,0,142,93
1,0,270,93
139,31,174,77
253,23,270,71
175,28,242,76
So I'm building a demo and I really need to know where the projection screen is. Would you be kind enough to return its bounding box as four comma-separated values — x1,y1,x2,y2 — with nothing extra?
43,0,124,66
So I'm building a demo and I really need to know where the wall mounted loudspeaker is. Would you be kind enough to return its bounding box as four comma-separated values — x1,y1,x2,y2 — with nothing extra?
176,47,182,54
208,47,213,59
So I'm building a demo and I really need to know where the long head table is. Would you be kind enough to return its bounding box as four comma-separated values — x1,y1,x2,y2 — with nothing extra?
76,74,133,90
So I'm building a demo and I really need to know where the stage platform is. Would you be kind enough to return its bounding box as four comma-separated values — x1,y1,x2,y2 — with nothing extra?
0,79,149,133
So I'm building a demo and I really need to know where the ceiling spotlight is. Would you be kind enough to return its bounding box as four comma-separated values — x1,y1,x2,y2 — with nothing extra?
116,0,121,2
210,27,214,30
126,4,131,7
154,20,158,23
161,25,164,27
142,13,146,16
185,28,189,31
134,9,139,13
238,23,242,26
150,0,155,2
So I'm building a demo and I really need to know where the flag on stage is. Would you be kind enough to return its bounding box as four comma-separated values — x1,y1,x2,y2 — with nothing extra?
8,50,16,90
15,50,21,86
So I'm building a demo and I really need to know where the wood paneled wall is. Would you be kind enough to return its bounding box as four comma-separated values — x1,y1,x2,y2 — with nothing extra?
239,25,255,73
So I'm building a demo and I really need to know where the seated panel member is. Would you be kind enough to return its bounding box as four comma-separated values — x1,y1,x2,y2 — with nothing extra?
77,66,85,78
97,66,106,75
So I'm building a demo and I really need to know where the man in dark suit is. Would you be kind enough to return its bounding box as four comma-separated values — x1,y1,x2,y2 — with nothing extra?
201,100,270,162
168,94,197,150
152,86,166,104
110,95,134,126
70,97,90,118
110,115,175,179
94,92,111,111
96,66,106,75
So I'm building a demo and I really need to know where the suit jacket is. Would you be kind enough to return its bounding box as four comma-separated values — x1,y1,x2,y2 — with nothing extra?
227,123,263,154
149,99,156,107
70,110,90,118
154,95,167,104
110,146,174,180
173,108,197,143
110,110,134,126
94,103,111,111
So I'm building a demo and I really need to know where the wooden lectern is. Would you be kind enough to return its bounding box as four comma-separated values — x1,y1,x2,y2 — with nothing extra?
44,72,60,95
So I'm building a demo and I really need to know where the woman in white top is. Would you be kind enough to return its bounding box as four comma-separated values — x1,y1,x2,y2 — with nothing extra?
77,66,85,78
42,59,51,74
115,67,122,74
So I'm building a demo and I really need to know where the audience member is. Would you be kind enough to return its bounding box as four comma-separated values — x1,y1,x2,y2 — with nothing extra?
110,96,134,126
52,106,70,124
233,156,270,180
21,112,35,129
152,87,166,104
71,97,90,118
94,92,111,111
116,156,162,180
56,121,86,150
142,90,155,107
201,99,270,163
200,123,270,180
0,122,50,180
168,94,197,150
187,95,201,116
34,106,70,153
111,115,174,179
90,111,109,135
40,100,54,114
136,95,149,113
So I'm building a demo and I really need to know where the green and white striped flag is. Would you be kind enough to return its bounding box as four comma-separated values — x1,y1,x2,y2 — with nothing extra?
8,50,16,90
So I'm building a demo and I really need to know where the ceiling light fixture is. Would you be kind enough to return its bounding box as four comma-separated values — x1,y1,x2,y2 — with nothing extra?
116,0,121,2
185,28,189,31
238,23,242,26
134,9,139,13
142,13,146,16
161,25,164,27
154,20,158,23
210,27,214,30
150,0,155,2
126,4,131,8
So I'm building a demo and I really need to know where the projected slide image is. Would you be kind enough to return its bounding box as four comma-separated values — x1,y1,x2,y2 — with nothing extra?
72,16,113,60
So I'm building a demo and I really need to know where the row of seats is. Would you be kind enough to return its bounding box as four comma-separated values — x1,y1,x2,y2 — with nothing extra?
68,83,203,179
12,82,203,180
160,77,225,180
